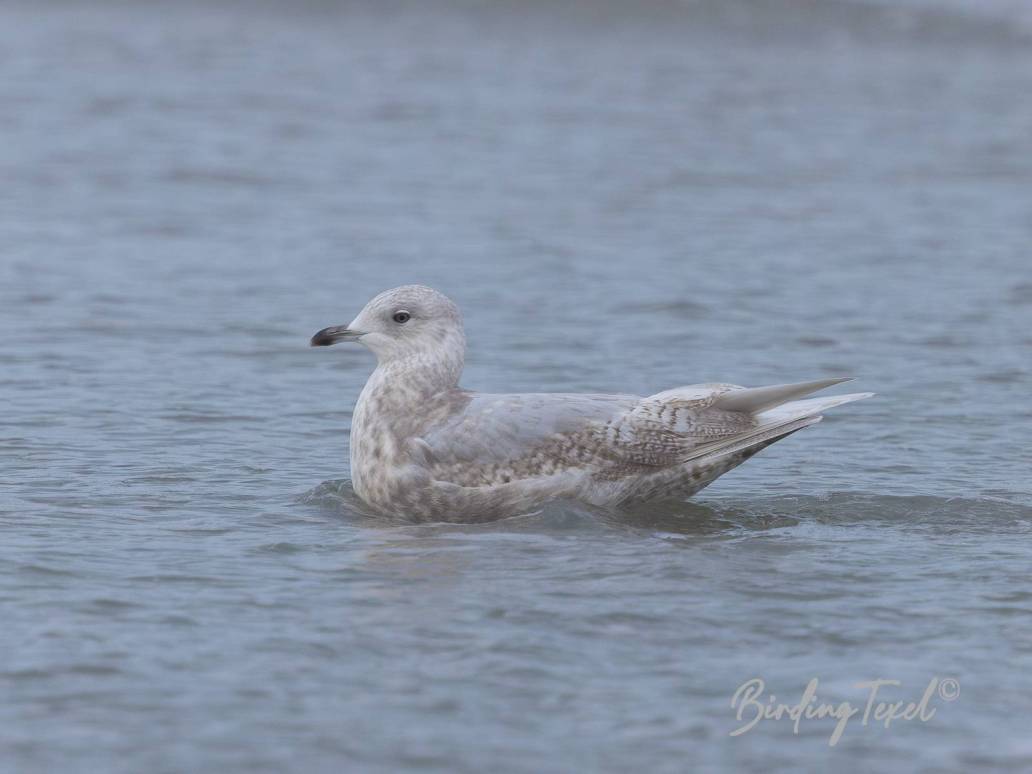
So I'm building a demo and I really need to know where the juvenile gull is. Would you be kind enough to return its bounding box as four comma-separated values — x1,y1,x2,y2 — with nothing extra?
311,285,873,523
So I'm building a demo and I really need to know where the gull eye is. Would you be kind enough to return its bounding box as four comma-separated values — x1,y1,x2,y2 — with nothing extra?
392,310,411,324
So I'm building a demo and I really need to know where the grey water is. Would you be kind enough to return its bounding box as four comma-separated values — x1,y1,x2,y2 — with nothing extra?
2,0,1032,771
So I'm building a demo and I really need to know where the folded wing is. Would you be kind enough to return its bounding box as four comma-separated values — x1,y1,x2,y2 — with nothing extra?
416,379,872,482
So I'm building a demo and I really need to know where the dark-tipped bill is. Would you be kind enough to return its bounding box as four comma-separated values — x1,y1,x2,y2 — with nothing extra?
310,326,364,347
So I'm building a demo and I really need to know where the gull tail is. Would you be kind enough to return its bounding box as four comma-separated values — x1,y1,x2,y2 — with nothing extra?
684,378,874,464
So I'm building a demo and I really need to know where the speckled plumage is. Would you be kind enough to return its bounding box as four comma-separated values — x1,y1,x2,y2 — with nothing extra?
312,286,872,523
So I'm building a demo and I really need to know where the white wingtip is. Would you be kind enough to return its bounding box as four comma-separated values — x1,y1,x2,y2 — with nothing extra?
683,390,874,464
756,391,874,422
713,377,856,414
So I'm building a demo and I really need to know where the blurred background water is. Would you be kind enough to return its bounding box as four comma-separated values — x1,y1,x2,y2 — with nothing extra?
2,0,1032,771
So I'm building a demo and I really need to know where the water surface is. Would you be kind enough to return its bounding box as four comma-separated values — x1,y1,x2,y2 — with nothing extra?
2,1,1032,771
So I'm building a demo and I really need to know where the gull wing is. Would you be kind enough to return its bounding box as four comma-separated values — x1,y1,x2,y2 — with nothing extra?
414,389,742,479
418,392,640,468
416,379,871,483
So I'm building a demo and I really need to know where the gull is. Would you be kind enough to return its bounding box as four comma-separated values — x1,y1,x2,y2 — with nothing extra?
311,285,872,523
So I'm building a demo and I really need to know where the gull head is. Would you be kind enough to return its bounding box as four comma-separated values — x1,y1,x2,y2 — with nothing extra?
311,285,465,364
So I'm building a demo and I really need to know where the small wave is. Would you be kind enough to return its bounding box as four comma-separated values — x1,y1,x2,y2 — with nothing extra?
298,483,1032,537
611,299,711,320
251,541,307,555
298,479,397,525
700,491,1032,533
